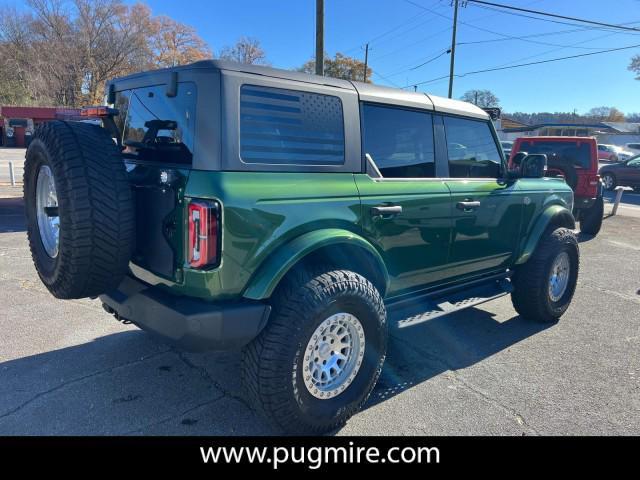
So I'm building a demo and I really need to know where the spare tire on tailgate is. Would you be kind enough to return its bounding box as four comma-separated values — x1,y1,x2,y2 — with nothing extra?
24,120,135,299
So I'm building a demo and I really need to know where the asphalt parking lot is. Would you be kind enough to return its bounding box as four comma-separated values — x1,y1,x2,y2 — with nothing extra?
1,150,639,435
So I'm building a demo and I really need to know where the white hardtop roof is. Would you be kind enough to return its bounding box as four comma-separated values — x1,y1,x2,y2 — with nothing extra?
426,94,489,120
112,60,490,120
351,81,488,120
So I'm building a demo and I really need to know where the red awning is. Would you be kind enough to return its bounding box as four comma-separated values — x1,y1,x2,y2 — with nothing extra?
0,106,81,121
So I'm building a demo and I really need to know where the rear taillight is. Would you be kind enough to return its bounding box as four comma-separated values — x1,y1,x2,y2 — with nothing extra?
582,174,600,197
187,200,220,269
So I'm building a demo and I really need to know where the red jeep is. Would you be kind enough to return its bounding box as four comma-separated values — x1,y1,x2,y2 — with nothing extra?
509,136,603,235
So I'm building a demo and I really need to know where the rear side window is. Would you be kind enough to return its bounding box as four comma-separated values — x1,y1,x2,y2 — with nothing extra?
444,117,502,178
118,82,197,165
628,143,640,149
239,85,345,165
361,103,435,178
517,140,592,168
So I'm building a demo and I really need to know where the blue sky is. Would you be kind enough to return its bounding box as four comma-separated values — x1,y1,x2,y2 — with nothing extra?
13,0,640,113
134,0,640,114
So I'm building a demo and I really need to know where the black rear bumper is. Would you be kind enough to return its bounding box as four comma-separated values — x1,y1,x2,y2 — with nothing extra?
99,276,271,352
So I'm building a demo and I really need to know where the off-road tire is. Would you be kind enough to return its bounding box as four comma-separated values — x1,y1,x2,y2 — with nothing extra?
24,121,134,299
579,195,604,236
511,227,579,323
242,268,387,434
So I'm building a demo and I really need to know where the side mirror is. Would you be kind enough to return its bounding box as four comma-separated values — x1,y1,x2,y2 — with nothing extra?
520,154,547,178
511,151,528,167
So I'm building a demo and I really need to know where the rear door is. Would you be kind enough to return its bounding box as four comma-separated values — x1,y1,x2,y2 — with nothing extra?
356,103,452,296
441,115,522,278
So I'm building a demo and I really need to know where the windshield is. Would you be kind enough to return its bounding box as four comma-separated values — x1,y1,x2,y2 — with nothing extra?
517,140,592,168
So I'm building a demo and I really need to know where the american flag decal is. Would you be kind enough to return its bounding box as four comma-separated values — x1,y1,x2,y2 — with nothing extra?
240,85,345,165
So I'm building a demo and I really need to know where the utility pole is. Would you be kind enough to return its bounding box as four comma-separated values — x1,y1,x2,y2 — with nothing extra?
448,0,460,99
363,43,369,82
315,0,324,76
474,91,478,105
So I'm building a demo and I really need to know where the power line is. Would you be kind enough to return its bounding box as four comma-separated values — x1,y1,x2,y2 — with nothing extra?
342,0,444,55
368,26,452,62
403,0,626,52
457,25,624,46
369,0,544,61
410,42,640,87
375,18,632,81
411,49,451,70
371,70,404,88
489,28,624,70
380,47,452,77
458,27,627,50
466,0,640,33
469,3,640,34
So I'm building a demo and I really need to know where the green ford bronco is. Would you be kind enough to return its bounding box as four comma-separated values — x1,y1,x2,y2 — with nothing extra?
24,60,579,434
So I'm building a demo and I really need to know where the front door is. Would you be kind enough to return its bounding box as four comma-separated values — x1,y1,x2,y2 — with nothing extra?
441,115,522,278
357,103,452,297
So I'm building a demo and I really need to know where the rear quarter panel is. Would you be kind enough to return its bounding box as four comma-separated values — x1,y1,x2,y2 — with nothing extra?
178,171,362,300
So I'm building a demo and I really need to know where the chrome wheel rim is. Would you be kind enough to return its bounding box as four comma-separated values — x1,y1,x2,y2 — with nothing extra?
36,165,59,258
303,313,365,400
603,175,613,189
548,251,570,302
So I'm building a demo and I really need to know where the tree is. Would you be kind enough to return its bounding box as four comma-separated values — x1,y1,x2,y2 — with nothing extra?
0,0,212,107
300,52,372,82
587,106,625,122
626,112,640,122
629,54,640,80
219,36,268,65
150,15,212,68
460,89,500,108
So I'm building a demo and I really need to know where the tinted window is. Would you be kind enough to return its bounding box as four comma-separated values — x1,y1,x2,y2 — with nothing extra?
8,119,28,127
239,85,344,165
362,104,435,178
517,140,591,168
444,117,501,178
628,157,640,167
119,82,196,164
628,143,640,149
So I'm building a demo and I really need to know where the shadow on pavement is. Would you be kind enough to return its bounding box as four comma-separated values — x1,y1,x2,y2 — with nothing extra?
0,329,273,435
0,301,552,435
576,231,596,243
367,303,552,408
0,197,25,233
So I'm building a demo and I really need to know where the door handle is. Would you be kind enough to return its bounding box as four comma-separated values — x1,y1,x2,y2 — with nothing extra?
456,200,481,211
371,205,403,217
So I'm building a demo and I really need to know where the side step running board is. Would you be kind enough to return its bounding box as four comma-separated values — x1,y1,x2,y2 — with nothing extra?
389,278,514,329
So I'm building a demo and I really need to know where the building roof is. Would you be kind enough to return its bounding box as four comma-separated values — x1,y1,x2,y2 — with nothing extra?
600,122,640,133
501,117,530,129
502,122,614,133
